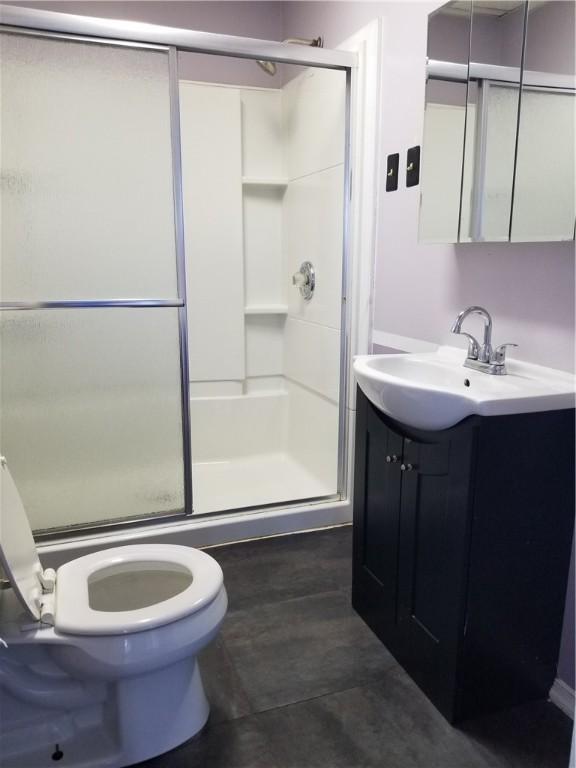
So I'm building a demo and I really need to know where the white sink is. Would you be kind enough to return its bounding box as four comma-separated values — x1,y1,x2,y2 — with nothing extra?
354,346,576,431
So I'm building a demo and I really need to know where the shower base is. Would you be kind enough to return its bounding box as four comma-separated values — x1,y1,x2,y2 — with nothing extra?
192,452,334,515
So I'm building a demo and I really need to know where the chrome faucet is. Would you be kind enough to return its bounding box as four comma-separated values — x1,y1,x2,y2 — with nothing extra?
451,306,517,375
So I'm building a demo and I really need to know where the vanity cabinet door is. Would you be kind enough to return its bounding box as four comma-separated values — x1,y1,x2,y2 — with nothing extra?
396,432,476,721
352,391,404,654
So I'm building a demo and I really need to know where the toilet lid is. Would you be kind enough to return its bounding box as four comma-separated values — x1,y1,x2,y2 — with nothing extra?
0,458,43,621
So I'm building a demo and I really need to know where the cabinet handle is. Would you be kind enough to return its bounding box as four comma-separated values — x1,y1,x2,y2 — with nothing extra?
400,463,416,472
385,455,399,463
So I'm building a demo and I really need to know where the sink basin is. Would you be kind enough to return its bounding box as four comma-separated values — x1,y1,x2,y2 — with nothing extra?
354,346,576,431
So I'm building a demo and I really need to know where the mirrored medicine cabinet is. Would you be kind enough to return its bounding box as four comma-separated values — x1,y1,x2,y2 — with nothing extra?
419,0,575,244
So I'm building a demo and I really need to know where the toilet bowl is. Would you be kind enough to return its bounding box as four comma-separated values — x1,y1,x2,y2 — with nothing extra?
0,458,228,768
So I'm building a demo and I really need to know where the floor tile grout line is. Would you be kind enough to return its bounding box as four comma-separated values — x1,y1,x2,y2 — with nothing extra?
222,584,356,619
207,524,352,554
207,659,401,730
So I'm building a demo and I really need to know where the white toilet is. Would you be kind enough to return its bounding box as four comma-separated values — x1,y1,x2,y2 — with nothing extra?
0,458,228,768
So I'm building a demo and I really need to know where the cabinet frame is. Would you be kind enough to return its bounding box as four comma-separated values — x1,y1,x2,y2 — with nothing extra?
353,387,575,723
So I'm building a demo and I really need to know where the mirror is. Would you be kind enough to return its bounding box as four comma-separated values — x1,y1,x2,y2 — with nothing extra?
419,2,471,243
461,0,525,243
511,0,575,241
419,0,576,244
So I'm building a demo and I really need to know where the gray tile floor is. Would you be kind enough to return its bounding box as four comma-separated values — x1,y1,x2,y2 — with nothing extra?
142,526,572,768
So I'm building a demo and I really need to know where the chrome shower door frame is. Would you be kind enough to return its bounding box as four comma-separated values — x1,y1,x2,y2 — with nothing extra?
0,5,356,539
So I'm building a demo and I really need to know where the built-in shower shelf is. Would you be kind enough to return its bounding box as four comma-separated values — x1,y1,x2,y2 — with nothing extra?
244,305,288,315
242,177,288,188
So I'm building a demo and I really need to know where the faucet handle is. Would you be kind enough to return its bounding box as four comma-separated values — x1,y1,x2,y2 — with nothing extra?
493,343,518,364
457,331,480,360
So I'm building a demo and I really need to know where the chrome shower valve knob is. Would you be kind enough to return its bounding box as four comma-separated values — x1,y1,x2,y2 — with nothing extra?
292,261,315,300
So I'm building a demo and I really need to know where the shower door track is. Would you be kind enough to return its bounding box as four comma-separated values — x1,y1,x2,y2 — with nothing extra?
33,494,344,542
0,6,355,69
0,5,356,542
0,300,184,310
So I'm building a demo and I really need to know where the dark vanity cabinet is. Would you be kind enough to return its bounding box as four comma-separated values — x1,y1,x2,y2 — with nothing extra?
352,387,575,723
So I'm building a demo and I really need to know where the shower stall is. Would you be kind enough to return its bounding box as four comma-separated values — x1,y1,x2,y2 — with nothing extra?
0,5,368,546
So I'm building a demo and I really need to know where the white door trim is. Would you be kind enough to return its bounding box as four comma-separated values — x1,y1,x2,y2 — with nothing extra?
550,678,575,720
339,18,384,413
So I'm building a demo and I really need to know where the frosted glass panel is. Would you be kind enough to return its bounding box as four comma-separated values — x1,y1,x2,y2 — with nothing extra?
0,33,178,301
479,83,520,241
0,309,184,532
512,92,575,241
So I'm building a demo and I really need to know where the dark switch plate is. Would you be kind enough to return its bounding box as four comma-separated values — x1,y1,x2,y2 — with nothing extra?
386,153,399,192
406,145,421,187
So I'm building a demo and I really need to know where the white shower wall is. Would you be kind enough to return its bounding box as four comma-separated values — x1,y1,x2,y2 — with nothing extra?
282,68,345,502
179,68,346,513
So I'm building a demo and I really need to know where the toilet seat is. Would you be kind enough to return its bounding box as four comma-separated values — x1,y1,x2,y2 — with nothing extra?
55,544,223,636
0,458,223,637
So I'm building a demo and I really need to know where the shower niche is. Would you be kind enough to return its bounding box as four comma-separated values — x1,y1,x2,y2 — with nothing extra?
178,53,347,515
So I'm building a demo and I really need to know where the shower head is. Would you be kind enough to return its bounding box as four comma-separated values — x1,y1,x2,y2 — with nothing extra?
256,59,278,76
256,36,323,77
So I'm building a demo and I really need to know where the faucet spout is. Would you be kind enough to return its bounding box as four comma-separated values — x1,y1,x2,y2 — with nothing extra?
451,306,493,362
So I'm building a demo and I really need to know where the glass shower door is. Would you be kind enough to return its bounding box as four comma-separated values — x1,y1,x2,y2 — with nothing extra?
0,32,189,533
